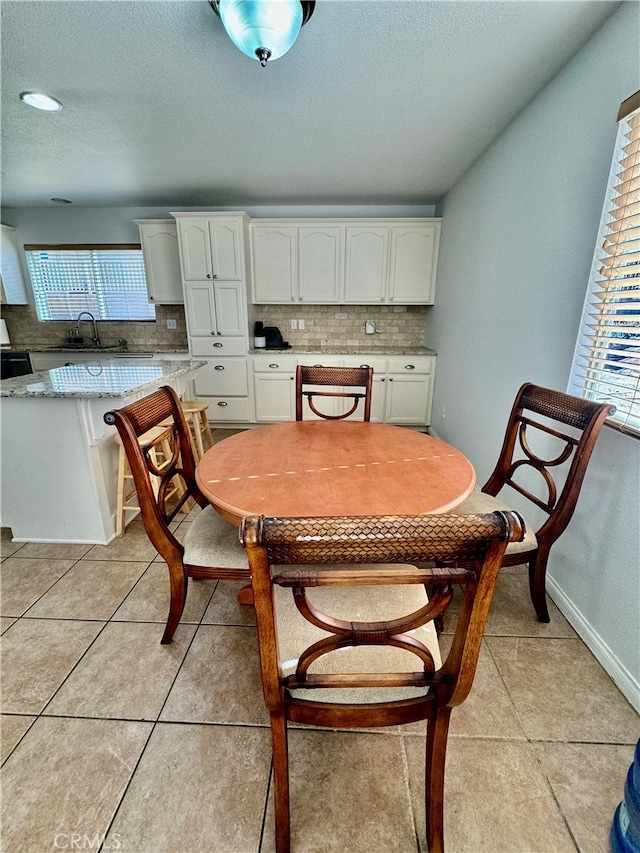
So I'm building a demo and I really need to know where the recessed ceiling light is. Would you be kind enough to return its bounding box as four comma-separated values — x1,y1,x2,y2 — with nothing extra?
51,197,73,204
20,91,63,112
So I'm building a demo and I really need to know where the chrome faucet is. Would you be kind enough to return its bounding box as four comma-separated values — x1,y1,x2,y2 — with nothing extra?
75,311,101,346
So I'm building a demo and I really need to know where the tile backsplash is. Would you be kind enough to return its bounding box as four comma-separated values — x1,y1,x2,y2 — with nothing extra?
2,303,428,351
255,304,428,350
1,304,188,351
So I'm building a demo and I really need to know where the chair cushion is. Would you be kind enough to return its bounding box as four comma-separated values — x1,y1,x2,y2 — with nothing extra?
274,575,442,704
183,505,247,569
455,490,537,555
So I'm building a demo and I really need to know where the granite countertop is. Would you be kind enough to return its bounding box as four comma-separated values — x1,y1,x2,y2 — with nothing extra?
249,345,437,356
0,358,206,399
16,346,190,355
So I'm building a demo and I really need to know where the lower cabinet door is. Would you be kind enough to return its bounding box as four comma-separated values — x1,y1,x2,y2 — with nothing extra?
385,374,433,425
253,373,295,421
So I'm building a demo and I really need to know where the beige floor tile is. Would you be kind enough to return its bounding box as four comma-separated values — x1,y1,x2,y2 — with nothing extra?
0,557,75,616
402,640,526,740
1,714,36,763
0,618,103,714
160,624,268,725
15,541,93,560
45,621,195,721
26,559,148,620
0,528,25,558
202,579,256,626
487,636,640,742
0,616,16,634
404,736,575,852
484,572,577,638
261,729,419,853
1,716,151,853
113,561,217,627
84,520,157,562
106,722,271,853
534,741,636,853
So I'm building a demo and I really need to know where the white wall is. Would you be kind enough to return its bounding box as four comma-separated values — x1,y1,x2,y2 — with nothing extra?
425,1,640,709
1,204,436,245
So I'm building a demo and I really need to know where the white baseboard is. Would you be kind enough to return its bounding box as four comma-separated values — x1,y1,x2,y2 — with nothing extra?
547,576,640,714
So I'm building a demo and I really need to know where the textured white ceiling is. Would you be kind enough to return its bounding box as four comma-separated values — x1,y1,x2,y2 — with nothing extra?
0,0,621,209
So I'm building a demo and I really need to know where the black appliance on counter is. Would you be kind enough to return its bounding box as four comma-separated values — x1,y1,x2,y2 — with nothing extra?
264,326,291,349
1,351,33,379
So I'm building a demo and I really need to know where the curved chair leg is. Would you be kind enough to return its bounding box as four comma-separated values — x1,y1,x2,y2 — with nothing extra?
528,549,551,623
425,705,452,853
270,711,291,853
161,560,188,644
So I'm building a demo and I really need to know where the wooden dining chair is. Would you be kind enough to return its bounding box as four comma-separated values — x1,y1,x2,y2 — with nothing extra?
104,385,249,644
241,510,524,853
456,382,614,622
295,364,373,421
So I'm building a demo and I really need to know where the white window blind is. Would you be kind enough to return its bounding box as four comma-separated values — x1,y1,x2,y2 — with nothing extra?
25,244,155,322
569,92,640,436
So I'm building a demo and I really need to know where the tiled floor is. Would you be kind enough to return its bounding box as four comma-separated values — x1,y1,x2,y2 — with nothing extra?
1,511,638,852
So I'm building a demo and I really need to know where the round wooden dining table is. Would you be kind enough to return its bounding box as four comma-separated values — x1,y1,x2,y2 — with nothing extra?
196,420,476,525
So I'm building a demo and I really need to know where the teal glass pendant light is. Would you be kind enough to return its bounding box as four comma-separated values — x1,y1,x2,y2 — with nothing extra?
209,1,315,67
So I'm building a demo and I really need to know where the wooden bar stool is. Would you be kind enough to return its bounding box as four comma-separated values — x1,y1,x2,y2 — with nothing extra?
115,426,185,536
179,400,214,461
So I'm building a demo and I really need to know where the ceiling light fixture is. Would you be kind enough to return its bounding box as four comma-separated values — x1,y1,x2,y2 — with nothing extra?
209,0,315,67
20,91,63,112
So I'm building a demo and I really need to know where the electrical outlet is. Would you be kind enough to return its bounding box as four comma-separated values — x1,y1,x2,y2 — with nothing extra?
365,320,376,335
290,319,298,330
166,319,177,330
298,319,305,329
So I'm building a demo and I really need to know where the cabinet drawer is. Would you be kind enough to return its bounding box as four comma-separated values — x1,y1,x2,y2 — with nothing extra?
341,356,387,374
200,396,251,423
252,356,297,373
387,356,433,374
194,358,248,396
190,337,246,357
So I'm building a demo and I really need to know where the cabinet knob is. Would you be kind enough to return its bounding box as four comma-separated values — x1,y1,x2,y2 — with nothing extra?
404,364,415,370
291,296,295,301
389,296,394,301
380,297,384,301
217,401,228,407
213,342,223,347
269,363,279,369
210,331,216,336
214,364,225,370
389,377,394,381
207,273,211,279
212,274,218,280
149,296,154,301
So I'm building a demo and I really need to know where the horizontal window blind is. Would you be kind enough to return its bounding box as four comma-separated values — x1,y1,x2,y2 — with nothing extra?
25,245,155,322
569,93,640,436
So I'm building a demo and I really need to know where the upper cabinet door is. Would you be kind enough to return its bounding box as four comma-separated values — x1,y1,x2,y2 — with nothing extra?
184,282,217,336
136,221,184,304
388,222,440,304
214,281,245,336
251,225,297,303
209,219,242,280
343,225,389,304
298,225,343,303
177,219,213,280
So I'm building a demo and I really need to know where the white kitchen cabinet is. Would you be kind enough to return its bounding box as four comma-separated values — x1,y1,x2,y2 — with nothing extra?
184,281,245,337
388,222,440,304
341,356,388,423
384,356,435,425
252,356,297,421
135,220,183,304
297,225,342,303
251,224,296,303
173,215,243,282
0,224,29,304
194,357,252,423
343,225,389,303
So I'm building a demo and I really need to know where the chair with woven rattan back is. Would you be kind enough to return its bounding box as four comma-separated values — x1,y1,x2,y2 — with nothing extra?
456,382,614,621
241,510,524,853
295,364,373,421
104,385,249,644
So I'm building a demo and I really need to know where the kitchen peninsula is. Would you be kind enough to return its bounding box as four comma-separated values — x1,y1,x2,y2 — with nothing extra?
0,358,205,544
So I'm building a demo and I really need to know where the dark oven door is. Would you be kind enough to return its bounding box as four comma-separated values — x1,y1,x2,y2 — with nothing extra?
1,351,33,379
